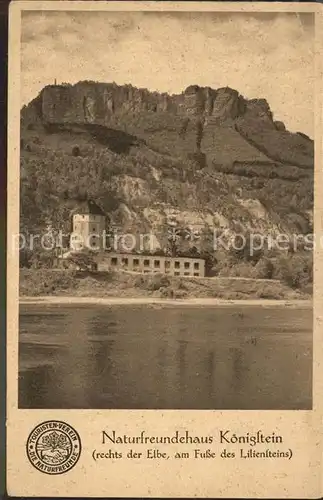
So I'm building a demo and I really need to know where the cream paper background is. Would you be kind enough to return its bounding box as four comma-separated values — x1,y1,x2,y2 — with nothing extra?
6,2,323,497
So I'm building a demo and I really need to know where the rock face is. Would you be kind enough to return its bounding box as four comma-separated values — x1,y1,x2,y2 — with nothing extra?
40,82,246,123
20,81,314,247
22,81,313,169
38,82,262,125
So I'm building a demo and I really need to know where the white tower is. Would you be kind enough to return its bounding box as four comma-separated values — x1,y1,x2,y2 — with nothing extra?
70,200,106,252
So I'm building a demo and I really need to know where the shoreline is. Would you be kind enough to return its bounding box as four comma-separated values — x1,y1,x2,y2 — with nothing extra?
19,296,313,308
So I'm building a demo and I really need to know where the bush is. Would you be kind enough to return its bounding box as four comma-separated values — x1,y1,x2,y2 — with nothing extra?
253,257,274,279
134,275,145,287
67,249,97,271
176,279,188,290
223,261,255,278
273,253,312,289
30,250,56,269
19,269,79,296
146,274,171,291
159,287,187,299
134,274,170,291
72,145,81,157
255,284,284,300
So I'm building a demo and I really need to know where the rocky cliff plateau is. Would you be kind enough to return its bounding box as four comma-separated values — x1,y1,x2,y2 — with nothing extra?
20,81,314,252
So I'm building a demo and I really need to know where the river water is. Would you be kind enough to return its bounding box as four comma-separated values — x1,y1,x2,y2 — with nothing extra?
19,304,312,409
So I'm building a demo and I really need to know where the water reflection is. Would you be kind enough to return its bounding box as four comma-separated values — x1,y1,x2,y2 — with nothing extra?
19,305,312,409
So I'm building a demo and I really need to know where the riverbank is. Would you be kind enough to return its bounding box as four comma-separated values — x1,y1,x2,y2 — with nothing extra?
20,268,311,301
20,295,312,308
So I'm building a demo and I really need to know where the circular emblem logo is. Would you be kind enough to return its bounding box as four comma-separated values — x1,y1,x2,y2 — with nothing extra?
26,420,81,475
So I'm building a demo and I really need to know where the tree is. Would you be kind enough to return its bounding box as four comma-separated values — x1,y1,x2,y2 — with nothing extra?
253,257,274,279
200,224,214,255
72,145,81,157
230,231,263,263
42,431,68,452
274,253,312,289
19,248,33,268
67,249,97,271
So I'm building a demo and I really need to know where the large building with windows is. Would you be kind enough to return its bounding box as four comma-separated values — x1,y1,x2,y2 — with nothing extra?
98,253,205,278
68,200,205,277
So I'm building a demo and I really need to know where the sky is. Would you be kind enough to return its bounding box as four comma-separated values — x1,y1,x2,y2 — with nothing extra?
21,10,315,137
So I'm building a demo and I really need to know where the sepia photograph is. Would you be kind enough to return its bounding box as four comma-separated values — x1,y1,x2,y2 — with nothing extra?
18,8,314,411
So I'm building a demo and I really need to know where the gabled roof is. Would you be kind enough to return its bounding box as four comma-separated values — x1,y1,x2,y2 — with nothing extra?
75,199,105,216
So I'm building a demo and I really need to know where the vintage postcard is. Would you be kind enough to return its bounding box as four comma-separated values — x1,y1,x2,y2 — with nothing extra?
6,1,323,497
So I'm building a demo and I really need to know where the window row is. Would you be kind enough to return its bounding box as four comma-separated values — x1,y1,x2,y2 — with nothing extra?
110,257,200,270
142,270,200,276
